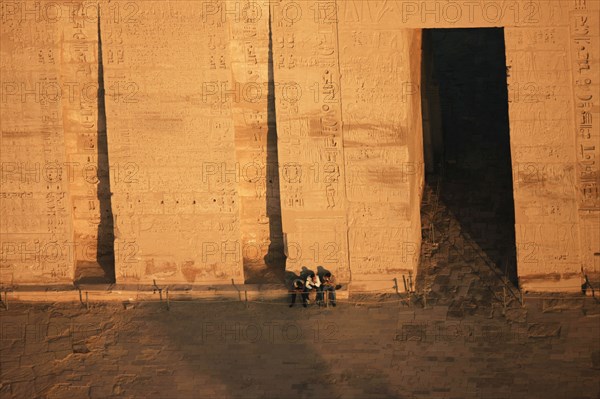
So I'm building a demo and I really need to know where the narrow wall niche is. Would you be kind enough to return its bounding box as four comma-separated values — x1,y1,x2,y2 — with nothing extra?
73,15,115,284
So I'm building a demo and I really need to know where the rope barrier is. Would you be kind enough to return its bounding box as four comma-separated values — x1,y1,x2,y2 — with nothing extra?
1,276,594,310
3,287,594,308
1,283,588,296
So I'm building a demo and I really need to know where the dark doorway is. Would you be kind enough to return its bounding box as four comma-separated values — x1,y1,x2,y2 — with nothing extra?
419,28,518,304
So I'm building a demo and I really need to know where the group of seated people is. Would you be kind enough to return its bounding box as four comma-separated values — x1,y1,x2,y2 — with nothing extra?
289,270,338,308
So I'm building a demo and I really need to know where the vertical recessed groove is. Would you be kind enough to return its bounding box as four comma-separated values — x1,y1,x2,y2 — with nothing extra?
264,5,286,278
95,12,116,283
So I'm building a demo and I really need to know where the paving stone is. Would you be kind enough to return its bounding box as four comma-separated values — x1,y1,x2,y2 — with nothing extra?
527,323,562,338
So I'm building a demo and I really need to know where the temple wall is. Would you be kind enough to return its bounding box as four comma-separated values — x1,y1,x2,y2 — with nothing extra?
98,1,244,285
0,1,94,285
60,5,113,283
337,27,424,288
1,0,598,291
227,0,285,281
270,1,351,281
504,4,599,291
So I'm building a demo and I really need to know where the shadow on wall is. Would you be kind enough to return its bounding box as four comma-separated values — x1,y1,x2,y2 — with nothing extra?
251,8,286,283
95,15,116,283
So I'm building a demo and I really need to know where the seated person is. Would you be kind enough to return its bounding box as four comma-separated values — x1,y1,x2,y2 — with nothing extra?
320,272,337,307
304,272,321,305
289,278,306,308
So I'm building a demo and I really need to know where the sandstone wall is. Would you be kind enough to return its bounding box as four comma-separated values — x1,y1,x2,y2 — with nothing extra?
272,0,599,291
270,1,351,281
227,0,285,282
1,1,98,285
330,0,599,292
1,0,598,291
338,27,424,288
503,3,600,291
99,1,245,285
62,5,114,284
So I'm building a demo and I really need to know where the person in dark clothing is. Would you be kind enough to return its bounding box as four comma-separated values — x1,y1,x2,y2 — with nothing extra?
289,278,307,308
321,272,337,307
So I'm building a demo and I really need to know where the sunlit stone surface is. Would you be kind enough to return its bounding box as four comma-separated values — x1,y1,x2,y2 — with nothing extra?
1,0,598,292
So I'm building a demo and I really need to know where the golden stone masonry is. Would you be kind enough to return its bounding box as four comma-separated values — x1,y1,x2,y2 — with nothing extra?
1,0,598,292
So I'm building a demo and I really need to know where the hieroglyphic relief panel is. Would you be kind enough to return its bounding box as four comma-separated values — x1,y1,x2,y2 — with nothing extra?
568,0,600,283
505,0,599,290
271,1,350,280
506,25,581,287
0,1,74,284
338,26,424,281
100,1,244,285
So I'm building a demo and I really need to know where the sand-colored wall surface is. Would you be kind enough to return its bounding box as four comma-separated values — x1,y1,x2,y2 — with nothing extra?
1,0,598,291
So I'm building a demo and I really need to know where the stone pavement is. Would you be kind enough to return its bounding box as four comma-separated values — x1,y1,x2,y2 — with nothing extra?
1,294,599,399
